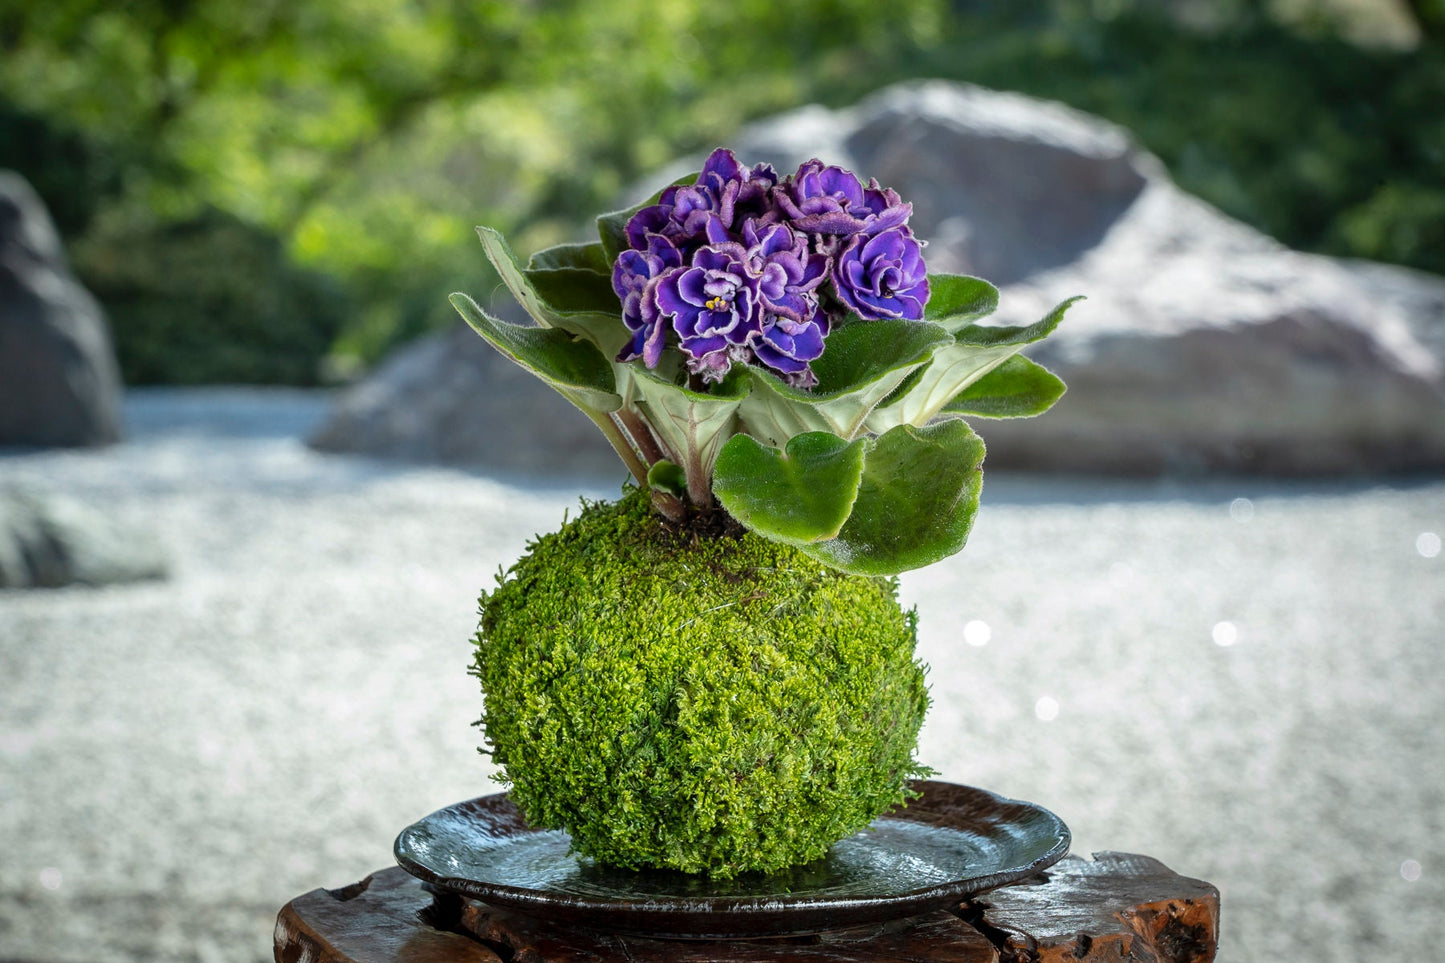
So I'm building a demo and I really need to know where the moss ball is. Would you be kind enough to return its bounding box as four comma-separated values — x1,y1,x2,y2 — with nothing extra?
473,488,930,878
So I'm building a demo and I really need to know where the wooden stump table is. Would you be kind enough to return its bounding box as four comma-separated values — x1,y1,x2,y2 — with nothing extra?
275,852,1218,963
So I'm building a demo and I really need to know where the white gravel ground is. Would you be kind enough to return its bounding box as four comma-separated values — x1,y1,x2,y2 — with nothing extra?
1,388,1442,962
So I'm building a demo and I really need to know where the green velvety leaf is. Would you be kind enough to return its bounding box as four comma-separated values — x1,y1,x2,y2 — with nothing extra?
738,320,952,446
476,225,556,327
527,241,610,274
866,296,1080,432
523,267,618,314
925,274,1000,333
597,171,699,265
475,225,631,358
713,432,867,545
953,295,1083,348
449,292,620,414
629,365,749,490
942,354,1067,418
797,420,986,576
647,459,687,498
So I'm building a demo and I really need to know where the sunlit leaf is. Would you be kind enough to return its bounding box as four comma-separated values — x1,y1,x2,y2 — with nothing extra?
941,354,1066,419
866,296,1079,431
713,432,867,545
476,225,555,327
796,420,986,576
924,274,1000,333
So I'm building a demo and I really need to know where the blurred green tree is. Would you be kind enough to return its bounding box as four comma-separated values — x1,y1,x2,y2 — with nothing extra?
1,0,1440,384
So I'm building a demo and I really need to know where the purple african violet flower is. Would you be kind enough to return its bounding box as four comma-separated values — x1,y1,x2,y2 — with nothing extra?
613,235,683,367
611,148,933,385
741,219,828,323
624,183,725,256
775,159,912,237
697,148,780,224
833,225,929,321
754,312,828,388
656,245,764,382
625,149,782,259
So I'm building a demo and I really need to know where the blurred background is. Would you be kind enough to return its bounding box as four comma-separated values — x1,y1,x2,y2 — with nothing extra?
3,1,1444,962
3,0,1443,387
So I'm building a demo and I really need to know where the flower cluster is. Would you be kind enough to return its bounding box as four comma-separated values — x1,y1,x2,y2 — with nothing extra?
612,149,930,388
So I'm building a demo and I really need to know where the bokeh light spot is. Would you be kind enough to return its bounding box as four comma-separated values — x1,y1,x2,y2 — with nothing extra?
1035,696,1060,722
39,868,62,891
1402,859,1423,882
1212,621,1239,647
1229,497,1255,522
963,620,991,647
1418,532,1441,558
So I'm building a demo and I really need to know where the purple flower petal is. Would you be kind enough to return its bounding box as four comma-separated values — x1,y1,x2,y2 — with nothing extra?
832,225,929,320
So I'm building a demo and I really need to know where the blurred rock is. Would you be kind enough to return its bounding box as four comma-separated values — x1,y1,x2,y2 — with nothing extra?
308,322,625,478
0,486,167,588
315,81,1445,476
730,81,1445,475
0,170,123,448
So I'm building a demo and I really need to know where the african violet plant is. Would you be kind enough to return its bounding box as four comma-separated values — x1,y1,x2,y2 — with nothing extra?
459,148,1076,575
461,149,1077,877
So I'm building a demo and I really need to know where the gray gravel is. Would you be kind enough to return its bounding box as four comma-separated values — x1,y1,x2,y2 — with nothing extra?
2,388,1442,962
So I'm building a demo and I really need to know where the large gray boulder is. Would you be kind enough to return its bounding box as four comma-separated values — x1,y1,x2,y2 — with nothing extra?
313,81,1445,476
726,82,1445,475
0,171,123,448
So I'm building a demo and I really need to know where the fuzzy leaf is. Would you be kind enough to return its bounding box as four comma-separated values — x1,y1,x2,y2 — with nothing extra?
476,226,631,357
738,320,952,446
476,226,557,328
597,172,700,265
450,292,620,414
528,241,611,274
524,267,617,314
942,354,1067,419
953,295,1083,348
629,366,749,486
647,459,688,497
865,296,1080,432
713,432,867,545
797,420,986,576
521,266,630,356
924,274,1000,333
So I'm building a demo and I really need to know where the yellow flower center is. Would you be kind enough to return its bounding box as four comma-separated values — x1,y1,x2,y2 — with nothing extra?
705,296,729,312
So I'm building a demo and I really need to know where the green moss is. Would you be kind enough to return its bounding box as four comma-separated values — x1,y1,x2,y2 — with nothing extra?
473,488,931,878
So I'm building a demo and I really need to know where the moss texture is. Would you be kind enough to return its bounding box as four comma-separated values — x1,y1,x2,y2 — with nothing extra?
473,488,930,878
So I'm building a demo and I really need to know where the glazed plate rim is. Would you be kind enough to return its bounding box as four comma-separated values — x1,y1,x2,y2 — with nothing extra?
394,780,1069,936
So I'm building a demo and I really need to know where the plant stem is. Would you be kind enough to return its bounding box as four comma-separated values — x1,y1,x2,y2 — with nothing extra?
686,444,712,510
616,408,668,466
651,490,687,522
581,408,648,486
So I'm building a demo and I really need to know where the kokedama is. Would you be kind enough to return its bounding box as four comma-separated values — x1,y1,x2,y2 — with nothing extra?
460,149,1077,877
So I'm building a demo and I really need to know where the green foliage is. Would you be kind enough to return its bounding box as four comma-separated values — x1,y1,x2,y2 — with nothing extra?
717,422,987,577
74,207,349,385
460,222,1073,575
473,489,931,877
4,0,1440,381
0,97,124,238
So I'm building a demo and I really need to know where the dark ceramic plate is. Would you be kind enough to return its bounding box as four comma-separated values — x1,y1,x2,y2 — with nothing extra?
394,780,1069,938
